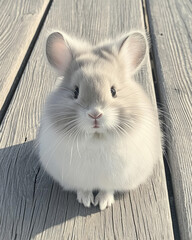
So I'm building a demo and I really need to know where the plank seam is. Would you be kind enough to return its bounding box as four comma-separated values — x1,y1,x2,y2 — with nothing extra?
128,193,138,239
0,0,54,125
142,0,181,239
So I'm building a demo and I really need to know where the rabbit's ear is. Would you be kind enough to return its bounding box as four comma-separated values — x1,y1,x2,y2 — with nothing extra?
118,31,148,75
46,32,72,73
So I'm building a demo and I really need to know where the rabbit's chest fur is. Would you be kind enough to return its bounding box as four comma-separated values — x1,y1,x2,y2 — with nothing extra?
39,116,160,192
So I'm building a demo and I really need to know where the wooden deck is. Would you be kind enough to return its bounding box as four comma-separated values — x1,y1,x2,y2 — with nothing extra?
0,0,191,239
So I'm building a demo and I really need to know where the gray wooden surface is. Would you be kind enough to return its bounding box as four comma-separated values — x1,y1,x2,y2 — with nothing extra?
146,0,192,239
0,0,50,111
0,0,182,239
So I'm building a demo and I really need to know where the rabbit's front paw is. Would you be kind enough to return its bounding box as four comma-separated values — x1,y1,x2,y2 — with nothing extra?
94,191,114,210
77,190,94,208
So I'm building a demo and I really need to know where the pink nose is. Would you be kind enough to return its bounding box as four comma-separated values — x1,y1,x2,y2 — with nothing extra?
88,113,103,119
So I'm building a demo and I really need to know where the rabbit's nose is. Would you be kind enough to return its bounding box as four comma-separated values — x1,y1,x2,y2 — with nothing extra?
88,112,102,119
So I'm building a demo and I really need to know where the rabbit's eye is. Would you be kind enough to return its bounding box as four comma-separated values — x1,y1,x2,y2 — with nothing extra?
74,86,79,99
111,86,116,98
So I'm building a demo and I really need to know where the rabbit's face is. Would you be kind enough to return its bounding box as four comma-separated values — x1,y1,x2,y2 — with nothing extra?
45,31,148,138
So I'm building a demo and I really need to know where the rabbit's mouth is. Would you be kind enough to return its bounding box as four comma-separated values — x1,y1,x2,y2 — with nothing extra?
93,119,100,128
89,124,104,135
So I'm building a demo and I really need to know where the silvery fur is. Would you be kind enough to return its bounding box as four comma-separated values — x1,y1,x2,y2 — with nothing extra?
39,31,162,210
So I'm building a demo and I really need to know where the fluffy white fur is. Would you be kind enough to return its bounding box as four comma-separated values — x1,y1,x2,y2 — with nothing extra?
39,31,162,210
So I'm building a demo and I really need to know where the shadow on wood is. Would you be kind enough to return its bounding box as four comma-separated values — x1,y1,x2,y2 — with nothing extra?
0,140,100,240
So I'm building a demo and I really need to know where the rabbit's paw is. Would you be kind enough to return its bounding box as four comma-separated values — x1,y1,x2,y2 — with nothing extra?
77,190,94,208
94,191,114,210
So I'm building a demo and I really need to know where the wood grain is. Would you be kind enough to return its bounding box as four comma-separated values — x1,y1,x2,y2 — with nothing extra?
0,0,50,111
0,0,174,239
146,0,192,239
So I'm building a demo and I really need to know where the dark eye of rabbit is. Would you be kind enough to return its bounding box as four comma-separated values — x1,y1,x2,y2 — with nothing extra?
74,86,79,99
111,86,116,97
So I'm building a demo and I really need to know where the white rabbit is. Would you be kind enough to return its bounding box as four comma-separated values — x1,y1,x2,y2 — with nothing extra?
39,31,162,210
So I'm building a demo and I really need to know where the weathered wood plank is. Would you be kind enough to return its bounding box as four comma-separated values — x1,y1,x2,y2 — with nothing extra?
0,0,174,239
146,0,192,239
0,0,50,112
